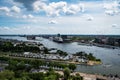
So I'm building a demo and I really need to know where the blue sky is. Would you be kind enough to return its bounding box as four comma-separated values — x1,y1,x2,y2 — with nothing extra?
0,0,120,35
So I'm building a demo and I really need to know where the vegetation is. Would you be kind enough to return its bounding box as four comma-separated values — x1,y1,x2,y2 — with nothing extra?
56,50,68,56
68,63,76,71
74,51,101,62
0,41,40,53
70,73,83,80
64,68,71,80
0,56,76,70
71,36,93,42
0,56,79,80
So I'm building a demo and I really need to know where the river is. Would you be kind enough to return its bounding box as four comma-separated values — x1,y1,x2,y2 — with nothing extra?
0,36,120,76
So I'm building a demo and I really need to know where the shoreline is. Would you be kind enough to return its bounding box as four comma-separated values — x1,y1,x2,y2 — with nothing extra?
67,60,102,66
77,42,120,49
7,54,102,66
55,71,107,80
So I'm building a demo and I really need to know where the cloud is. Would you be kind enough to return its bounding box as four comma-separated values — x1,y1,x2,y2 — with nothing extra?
105,10,115,16
0,6,21,17
13,0,36,10
64,4,84,15
22,14,34,19
33,1,67,17
28,14,34,18
11,6,21,13
32,1,84,17
33,1,47,11
3,27,10,30
22,15,27,19
0,7,10,12
103,2,119,10
87,17,93,21
48,20,58,24
6,13,13,17
84,14,93,21
10,0,85,17
112,24,118,27
103,1,119,16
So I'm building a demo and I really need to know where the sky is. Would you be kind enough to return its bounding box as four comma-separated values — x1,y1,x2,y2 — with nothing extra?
0,0,120,35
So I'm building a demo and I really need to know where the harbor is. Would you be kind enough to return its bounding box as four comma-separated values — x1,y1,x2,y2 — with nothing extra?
0,36,120,76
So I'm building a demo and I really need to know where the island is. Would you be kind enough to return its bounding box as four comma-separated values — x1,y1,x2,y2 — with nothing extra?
0,38,102,66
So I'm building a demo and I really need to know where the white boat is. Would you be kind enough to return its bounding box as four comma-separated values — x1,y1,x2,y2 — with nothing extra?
103,64,112,68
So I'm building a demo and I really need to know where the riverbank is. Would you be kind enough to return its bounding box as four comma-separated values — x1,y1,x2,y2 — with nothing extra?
8,54,102,66
67,60,102,66
55,71,107,80
78,42,120,49
87,61,102,66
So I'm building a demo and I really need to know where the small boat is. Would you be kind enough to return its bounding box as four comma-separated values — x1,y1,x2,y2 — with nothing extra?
35,37,43,41
103,64,112,68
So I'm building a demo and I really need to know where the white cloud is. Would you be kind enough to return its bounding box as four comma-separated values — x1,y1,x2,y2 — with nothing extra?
6,13,13,17
28,14,34,18
83,14,94,21
103,2,118,10
33,1,66,17
105,10,114,16
112,24,118,27
48,20,58,24
103,1,119,16
79,4,85,12
33,1,84,17
3,27,10,30
33,1,47,11
11,6,21,13
22,14,34,19
49,1,67,9
22,15,27,19
66,4,82,13
87,16,93,21
65,10,76,15
0,7,10,12
44,1,67,17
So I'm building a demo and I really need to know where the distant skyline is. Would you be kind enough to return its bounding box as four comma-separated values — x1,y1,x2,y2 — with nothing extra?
0,0,120,35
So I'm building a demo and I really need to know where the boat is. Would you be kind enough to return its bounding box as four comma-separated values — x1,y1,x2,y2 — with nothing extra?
53,37,63,43
103,64,112,68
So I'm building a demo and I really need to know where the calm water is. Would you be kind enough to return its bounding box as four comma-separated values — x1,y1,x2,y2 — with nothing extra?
1,36,120,76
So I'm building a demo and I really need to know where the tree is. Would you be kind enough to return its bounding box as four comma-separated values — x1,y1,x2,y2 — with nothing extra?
44,75,57,80
16,61,26,70
47,67,55,76
0,70,14,80
28,72,45,80
44,47,49,54
63,68,70,80
56,50,68,56
69,63,76,71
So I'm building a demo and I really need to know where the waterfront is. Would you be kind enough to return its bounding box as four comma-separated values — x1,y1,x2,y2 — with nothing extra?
0,36,120,76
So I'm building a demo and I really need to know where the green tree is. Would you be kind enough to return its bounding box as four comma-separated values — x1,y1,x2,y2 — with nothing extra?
28,72,45,80
44,75,57,80
0,70,14,80
72,73,83,80
69,64,76,71
63,68,70,80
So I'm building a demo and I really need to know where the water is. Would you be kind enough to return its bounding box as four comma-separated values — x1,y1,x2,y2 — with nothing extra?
0,36,120,76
